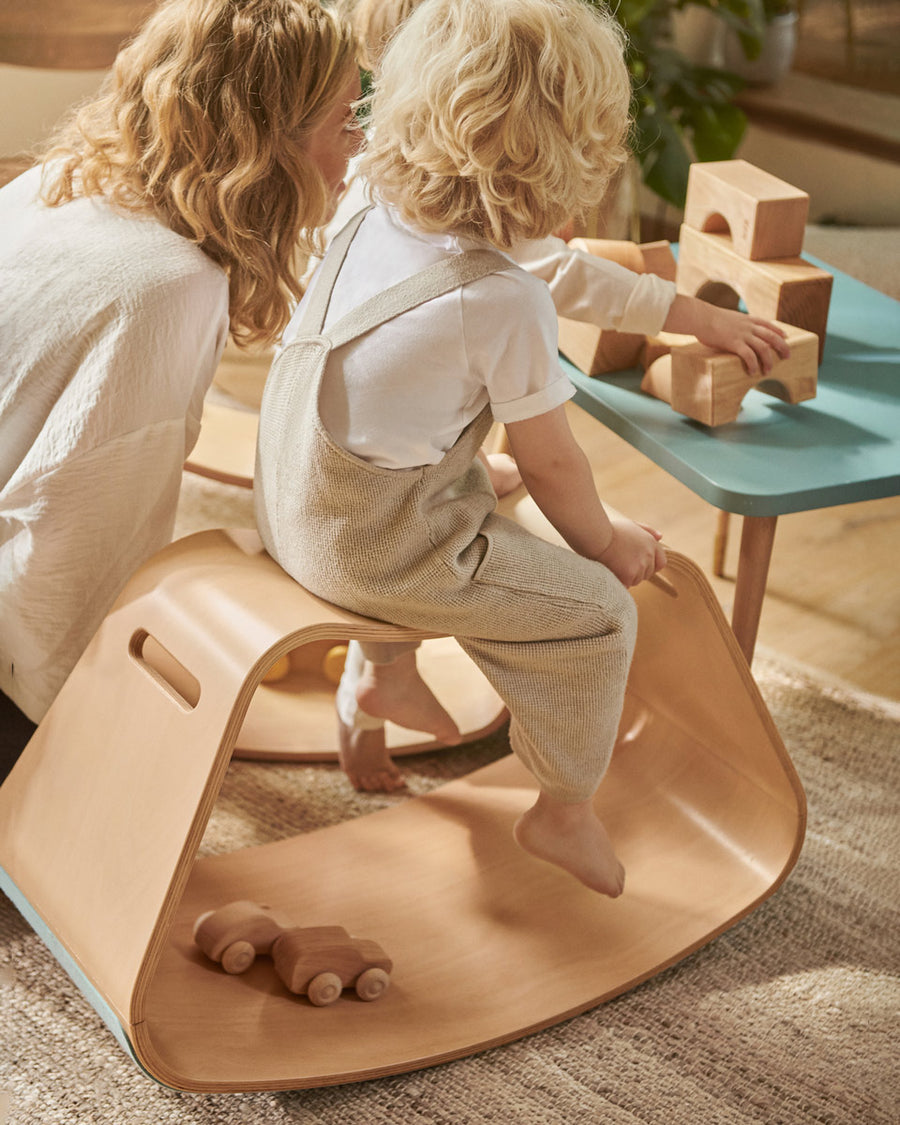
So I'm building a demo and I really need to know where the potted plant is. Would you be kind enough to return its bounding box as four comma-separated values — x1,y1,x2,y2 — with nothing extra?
723,0,799,85
594,0,763,212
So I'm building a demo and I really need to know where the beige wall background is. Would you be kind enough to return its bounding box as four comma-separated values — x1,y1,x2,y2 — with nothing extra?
3,65,899,228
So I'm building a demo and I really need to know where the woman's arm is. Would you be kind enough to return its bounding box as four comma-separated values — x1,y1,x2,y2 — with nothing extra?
504,405,665,588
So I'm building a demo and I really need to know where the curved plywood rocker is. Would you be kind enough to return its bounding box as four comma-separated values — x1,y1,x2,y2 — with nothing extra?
0,528,806,1092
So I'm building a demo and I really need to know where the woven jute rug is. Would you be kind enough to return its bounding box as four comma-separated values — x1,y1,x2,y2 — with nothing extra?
2,476,898,1123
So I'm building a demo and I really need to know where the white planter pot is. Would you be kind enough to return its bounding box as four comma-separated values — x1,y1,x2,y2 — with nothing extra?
723,11,799,86
670,7,725,69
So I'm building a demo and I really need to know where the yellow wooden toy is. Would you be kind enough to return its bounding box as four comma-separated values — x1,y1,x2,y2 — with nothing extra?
321,644,348,685
261,653,291,683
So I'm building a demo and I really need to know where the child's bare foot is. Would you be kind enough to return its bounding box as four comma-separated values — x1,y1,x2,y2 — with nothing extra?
337,719,407,793
513,792,625,897
356,651,462,746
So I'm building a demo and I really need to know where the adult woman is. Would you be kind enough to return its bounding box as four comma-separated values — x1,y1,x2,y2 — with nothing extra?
0,0,361,778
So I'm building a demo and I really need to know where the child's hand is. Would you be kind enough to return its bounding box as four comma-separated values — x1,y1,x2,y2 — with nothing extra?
597,518,666,588
665,295,790,376
482,451,522,497
695,305,790,376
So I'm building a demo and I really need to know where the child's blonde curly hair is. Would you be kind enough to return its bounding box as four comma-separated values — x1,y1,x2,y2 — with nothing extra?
360,0,631,249
39,0,358,348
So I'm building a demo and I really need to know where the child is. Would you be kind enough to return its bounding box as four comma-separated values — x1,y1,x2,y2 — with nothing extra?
255,0,788,896
0,0,360,780
323,0,791,797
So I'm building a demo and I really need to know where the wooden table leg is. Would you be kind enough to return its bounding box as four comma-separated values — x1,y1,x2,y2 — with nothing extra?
731,515,778,664
713,510,730,577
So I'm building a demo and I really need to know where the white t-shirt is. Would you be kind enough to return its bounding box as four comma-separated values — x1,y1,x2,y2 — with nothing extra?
0,166,230,720
287,202,675,469
320,158,676,339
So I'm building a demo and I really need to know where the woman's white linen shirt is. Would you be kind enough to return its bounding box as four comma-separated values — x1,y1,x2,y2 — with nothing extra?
0,167,229,720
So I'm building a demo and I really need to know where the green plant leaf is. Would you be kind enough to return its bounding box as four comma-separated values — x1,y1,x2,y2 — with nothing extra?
640,115,694,207
689,103,748,161
585,0,751,208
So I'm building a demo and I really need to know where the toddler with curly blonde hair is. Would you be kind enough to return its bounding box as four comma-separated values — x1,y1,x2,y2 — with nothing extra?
257,0,788,896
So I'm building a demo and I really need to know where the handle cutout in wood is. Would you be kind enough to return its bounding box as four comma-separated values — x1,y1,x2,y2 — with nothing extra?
129,630,201,711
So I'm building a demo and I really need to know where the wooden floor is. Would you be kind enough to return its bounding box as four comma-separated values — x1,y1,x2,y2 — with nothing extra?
567,404,900,702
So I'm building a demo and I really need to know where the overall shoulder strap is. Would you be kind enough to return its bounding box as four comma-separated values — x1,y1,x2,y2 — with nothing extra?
324,248,512,350
294,206,372,337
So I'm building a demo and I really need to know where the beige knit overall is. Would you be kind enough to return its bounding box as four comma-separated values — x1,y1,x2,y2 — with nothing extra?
256,210,637,803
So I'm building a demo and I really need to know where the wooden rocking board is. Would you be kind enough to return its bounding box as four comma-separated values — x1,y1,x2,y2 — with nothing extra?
0,532,805,1092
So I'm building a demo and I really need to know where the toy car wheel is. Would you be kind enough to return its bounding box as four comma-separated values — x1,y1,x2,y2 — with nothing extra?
220,940,257,975
355,967,390,1002
307,971,343,1006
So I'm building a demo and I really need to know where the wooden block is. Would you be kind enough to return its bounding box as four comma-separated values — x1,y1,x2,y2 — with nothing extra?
676,225,832,362
636,240,678,283
568,237,645,272
558,238,678,375
640,355,673,404
640,331,697,371
667,322,819,427
556,318,645,376
684,160,809,261
568,238,678,281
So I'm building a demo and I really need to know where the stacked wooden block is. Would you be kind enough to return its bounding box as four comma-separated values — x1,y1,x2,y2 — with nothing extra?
557,160,833,427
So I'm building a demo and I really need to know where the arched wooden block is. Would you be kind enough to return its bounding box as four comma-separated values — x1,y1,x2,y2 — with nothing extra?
641,322,819,427
0,530,805,1092
676,225,832,362
683,160,809,261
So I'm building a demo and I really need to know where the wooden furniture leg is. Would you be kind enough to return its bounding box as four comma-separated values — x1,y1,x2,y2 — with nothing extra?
713,510,731,577
732,515,778,663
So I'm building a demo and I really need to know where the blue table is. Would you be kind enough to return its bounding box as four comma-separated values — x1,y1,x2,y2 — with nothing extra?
564,258,900,661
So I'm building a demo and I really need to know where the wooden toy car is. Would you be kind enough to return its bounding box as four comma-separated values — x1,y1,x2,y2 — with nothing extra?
271,925,393,1006
193,900,393,1006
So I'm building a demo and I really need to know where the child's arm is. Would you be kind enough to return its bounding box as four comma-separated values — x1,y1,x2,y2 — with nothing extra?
511,238,790,377
664,294,790,375
504,405,665,588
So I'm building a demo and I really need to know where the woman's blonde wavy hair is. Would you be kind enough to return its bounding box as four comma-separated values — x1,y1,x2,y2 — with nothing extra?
360,0,631,249
40,0,358,347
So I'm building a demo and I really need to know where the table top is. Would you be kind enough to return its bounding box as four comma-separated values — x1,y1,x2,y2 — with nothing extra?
566,257,900,517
